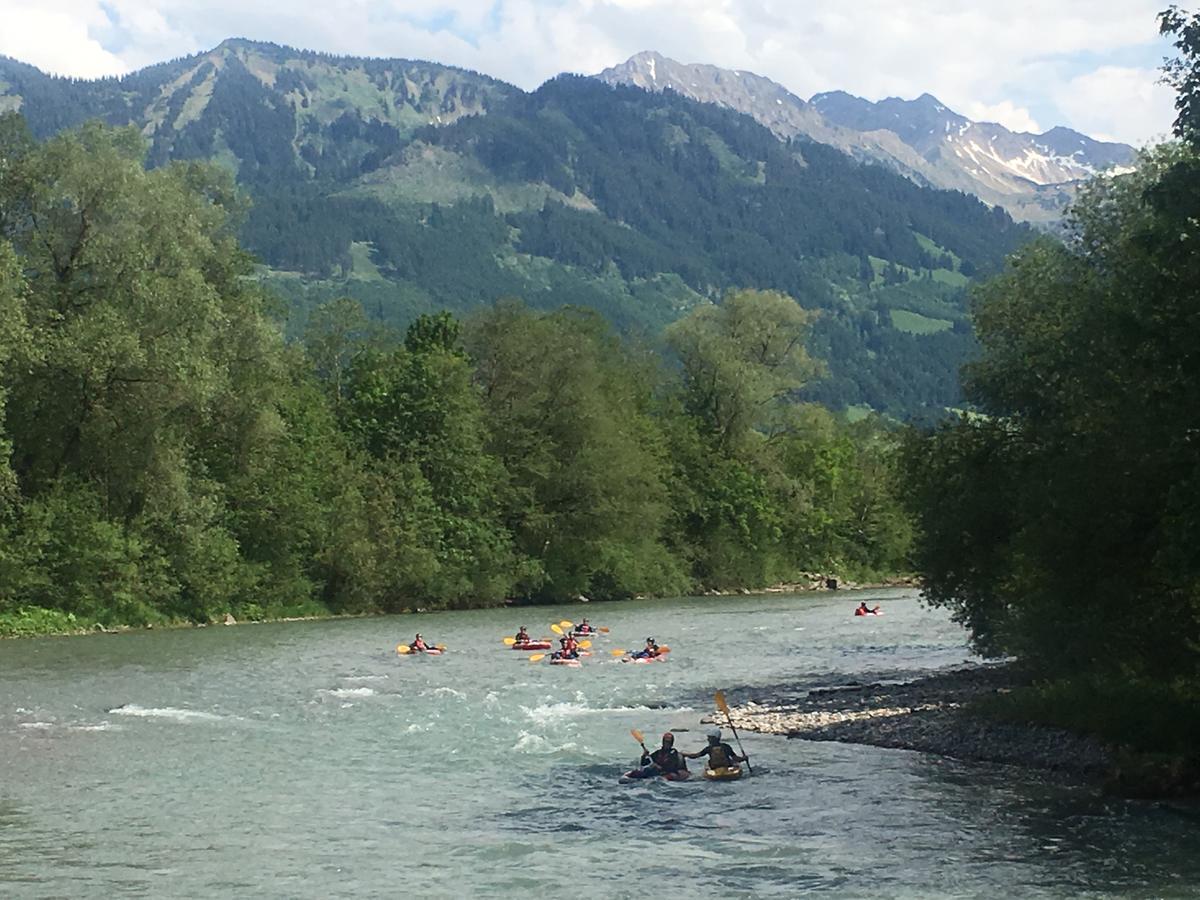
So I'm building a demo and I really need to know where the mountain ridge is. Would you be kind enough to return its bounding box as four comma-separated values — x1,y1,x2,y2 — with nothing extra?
598,50,1136,221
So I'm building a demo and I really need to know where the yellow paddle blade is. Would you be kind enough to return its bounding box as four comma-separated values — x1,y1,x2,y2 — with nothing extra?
578,640,592,649
396,644,411,654
559,620,574,629
715,690,730,715
436,645,446,651
610,649,626,657
503,637,517,645
630,728,645,744
598,626,610,633
659,646,670,654
550,624,564,635
529,653,546,663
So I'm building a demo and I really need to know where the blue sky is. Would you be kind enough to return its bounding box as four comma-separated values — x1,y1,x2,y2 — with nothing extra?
0,0,1181,144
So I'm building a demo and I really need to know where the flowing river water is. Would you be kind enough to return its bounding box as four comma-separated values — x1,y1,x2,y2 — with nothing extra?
2,588,1198,898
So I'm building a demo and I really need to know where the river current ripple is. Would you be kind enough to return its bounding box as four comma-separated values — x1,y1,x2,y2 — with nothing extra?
2,589,1198,898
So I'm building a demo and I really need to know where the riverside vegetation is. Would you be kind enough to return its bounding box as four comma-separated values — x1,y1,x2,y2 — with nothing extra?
898,7,1200,792
0,113,912,636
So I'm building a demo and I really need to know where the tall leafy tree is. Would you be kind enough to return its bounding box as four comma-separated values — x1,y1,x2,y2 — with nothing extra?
900,6,1200,677
466,301,685,600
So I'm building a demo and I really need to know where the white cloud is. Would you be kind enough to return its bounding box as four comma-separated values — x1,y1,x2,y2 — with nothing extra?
1054,66,1178,145
965,101,1042,135
0,1,127,78
0,0,1180,144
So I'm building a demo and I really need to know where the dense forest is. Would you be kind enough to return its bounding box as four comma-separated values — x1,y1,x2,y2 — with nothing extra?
900,8,1200,763
0,44,1033,419
0,114,913,634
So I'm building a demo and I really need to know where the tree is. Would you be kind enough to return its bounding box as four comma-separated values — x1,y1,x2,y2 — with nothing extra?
344,314,519,604
902,140,1200,676
466,300,685,600
665,289,823,453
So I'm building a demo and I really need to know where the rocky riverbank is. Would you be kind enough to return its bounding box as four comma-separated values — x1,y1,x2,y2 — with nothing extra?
705,664,1115,779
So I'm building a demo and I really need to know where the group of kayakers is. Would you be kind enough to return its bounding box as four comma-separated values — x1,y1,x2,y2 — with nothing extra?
628,729,747,779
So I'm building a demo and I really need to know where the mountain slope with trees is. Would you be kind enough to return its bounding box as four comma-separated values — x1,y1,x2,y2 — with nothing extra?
1,40,1034,419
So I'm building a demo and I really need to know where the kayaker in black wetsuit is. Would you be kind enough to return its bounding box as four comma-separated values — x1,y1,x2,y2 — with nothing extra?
685,728,746,769
631,637,660,659
514,626,531,643
637,732,686,776
856,602,880,616
410,634,431,652
576,618,595,635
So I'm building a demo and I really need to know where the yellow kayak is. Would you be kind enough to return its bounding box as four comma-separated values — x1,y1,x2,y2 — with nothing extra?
703,766,743,781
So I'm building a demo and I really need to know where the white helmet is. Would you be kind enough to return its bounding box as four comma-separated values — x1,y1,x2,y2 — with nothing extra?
707,727,721,740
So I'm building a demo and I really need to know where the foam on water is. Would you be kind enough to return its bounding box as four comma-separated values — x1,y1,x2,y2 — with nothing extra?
321,687,376,698
522,700,692,723
107,705,231,723
511,731,580,754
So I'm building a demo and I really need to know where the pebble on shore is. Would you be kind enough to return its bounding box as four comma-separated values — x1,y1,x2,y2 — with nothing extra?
705,664,1113,779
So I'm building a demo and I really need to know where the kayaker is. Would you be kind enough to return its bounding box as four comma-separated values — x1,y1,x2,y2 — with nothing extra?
685,727,746,769
409,634,431,652
552,634,579,660
637,732,686,776
514,626,531,643
631,637,660,659
856,602,880,616
576,618,595,634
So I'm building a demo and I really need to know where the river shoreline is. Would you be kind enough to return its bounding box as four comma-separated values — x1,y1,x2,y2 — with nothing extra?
0,577,919,639
706,663,1200,799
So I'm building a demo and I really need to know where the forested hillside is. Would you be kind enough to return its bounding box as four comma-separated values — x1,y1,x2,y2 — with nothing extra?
0,41,1033,418
0,119,915,632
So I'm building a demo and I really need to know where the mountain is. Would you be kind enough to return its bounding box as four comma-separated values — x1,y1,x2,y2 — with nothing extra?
0,41,1035,419
597,51,1137,222
0,39,515,178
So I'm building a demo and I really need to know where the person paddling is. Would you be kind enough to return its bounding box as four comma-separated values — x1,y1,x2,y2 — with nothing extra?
684,727,746,769
409,633,431,652
856,602,880,616
514,626,531,644
636,732,686,777
576,618,595,635
552,634,579,660
631,637,661,659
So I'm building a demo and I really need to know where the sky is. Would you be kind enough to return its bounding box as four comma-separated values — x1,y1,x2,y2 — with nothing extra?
0,0,1182,145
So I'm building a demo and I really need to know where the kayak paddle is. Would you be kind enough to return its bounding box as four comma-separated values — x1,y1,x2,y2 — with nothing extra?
550,624,564,636
559,620,574,629
528,653,547,662
630,728,648,753
503,636,517,645
578,640,592,650
714,690,752,775
397,644,410,654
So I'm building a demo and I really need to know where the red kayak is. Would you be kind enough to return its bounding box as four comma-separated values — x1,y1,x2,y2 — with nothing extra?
511,641,552,651
853,609,883,617
621,653,670,664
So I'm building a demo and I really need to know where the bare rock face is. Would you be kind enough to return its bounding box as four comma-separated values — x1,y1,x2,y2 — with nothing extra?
598,52,1137,223
223,613,237,626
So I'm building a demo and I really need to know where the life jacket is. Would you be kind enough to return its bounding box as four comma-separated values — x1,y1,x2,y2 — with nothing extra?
708,743,732,768
651,747,682,772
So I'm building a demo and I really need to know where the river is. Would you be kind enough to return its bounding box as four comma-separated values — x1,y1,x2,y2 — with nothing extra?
2,588,1198,898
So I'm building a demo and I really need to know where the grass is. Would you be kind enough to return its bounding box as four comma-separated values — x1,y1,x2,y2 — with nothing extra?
889,308,954,334
348,241,385,281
